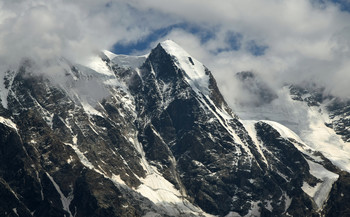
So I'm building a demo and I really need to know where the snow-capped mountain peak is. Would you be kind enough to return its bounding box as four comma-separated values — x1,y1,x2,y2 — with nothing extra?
160,40,210,96
1,41,350,217
102,49,118,60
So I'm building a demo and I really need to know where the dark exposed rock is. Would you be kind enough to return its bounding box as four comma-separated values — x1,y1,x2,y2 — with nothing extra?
326,98,350,143
289,84,326,107
323,171,350,217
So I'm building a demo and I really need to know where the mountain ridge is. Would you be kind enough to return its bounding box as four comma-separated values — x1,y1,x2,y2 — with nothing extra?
0,40,349,216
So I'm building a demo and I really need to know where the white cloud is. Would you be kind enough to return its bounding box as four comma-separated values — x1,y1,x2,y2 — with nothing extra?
0,0,168,68
0,0,349,106
126,0,350,103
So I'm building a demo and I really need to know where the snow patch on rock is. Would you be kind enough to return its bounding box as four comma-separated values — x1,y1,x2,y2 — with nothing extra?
0,116,18,131
302,159,339,208
46,172,73,217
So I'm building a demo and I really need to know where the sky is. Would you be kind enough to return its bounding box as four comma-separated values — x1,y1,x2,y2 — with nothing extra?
0,0,350,107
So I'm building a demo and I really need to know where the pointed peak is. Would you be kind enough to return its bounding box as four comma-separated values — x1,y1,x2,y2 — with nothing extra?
160,39,181,48
159,40,191,58
152,40,211,96
102,50,118,60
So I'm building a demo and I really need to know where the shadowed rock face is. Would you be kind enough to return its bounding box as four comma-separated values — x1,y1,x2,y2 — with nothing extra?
326,99,350,143
0,41,349,217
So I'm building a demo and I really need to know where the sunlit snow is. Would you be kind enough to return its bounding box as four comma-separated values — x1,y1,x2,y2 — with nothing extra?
0,116,18,132
160,40,210,96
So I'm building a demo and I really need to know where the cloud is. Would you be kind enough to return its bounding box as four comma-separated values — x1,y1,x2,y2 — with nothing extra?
0,0,152,106
124,0,350,104
0,0,350,108
0,0,170,68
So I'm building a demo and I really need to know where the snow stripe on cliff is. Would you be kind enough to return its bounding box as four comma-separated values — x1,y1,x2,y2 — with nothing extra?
0,116,18,131
46,173,73,217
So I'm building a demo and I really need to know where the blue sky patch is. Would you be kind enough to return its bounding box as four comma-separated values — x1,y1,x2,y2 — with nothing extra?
312,0,350,12
226,31,243,51
246,40,268,56
112,23,215,55
331,0,350,11
213,31,243,54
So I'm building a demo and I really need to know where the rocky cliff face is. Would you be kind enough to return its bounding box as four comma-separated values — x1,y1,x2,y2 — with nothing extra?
0,40,349,217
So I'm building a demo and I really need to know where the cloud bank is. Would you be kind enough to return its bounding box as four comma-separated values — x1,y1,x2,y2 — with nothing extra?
0,0,349,107
126,0,350,102
0,0,172,68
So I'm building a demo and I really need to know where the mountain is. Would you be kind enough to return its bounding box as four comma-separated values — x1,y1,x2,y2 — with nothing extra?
0,40,349,217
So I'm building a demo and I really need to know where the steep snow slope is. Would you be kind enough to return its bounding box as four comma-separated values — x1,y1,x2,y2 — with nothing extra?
160,40,210,95
233,75,350,213
235,86,350,173
242,119,339,209
103,50,148,69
